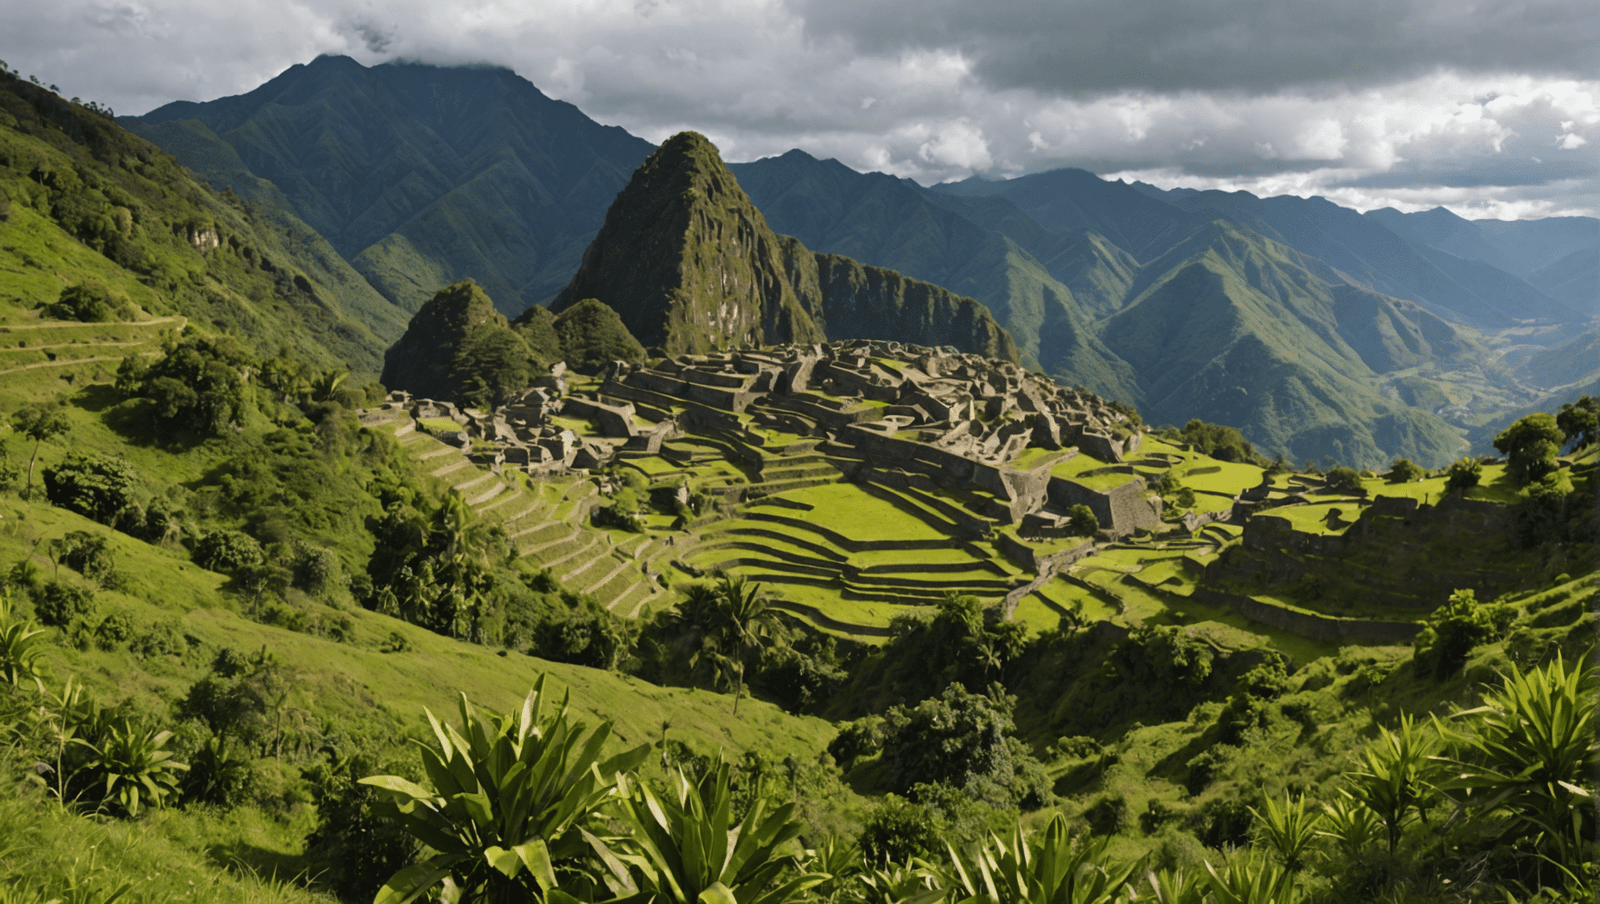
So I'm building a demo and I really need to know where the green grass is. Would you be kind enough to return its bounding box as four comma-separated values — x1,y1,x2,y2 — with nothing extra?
1359,474,1449,502
1464,464,1523,504
1265,502,1362,535
1010,446,1065,470
621,455,684,477
1174,460,1264,496
1049,454,1140,491
767,484,947,542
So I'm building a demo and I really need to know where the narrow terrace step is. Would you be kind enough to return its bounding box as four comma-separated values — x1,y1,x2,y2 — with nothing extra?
392,421,415,438
453,471,497,493
546,534,604,572
475,489,527,515
562,547,616,582
468,481,508,506
430,458,473,478
420,445,458,461
581,556,636,596
513,520,572,546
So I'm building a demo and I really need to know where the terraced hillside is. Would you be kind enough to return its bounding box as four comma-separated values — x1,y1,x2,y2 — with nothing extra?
356,402,673,618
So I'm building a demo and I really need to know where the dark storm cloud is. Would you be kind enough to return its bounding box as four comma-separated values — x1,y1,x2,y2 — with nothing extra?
791,0,1600,94
0,0,1595,217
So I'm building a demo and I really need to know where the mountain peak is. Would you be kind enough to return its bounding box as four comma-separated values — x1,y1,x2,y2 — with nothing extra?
550,132,825,353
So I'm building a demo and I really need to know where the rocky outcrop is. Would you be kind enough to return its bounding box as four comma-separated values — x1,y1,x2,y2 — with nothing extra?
551,132,824,354
552,131,1018,361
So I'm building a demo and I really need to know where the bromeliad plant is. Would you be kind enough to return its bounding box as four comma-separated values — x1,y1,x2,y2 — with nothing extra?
1434,653,1596,882
0,588,46,687
943,813,1141,904
361,675,650,904
596,761,829,904
80,718,187,817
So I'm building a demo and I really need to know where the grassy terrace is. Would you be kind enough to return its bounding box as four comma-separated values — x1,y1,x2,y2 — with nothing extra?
1010,446,1067,470
1262,501,1362,535
769,483,949,542
1049,452,1140,490
1175,460,1264,496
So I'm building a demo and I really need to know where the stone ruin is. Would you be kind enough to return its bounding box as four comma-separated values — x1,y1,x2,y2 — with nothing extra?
382,339,1163,537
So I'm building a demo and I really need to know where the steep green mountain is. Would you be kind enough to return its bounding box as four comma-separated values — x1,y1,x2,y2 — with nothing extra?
551,132,825,354
126,55,656,315
555,132,1016,361
731,152,1135,397
736,152,1499,465
1137,189,1581,328
0,70,404,378
1100,222,1477,465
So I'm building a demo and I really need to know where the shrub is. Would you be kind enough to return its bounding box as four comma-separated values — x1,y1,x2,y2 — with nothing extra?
1325,466,1361,492
53,530,116,587
858,794,940,863
1444,457,1482,492
193,529,264,574
43,280,135,323
827,716,885,770
1069,504,1099,536
33,581,97,628
42,453,141,526
1386,458,1425,483
1084,792,1129,835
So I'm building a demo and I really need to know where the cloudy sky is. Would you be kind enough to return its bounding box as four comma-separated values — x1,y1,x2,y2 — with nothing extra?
5,0,1598,219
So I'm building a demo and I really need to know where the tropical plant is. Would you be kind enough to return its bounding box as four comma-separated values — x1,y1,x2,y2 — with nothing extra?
1434,653,1596,871
598,760,828,904
1315,794,1381,860
715,574,781,715
360,676,650,904
943,813,1141,904
1347,713,1437,853
1249,794,1321,872
849,856,944,904
79,719,188,817
0,588,46,686
1142,867,1205,904
1202,854,1298,904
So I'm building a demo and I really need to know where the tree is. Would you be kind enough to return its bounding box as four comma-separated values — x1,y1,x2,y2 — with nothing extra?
133,336,254,436
42,453,141,527
1324,466,1361,492
1385,458,1424,483
1444,457,1482,493
715,574,781,715
10,402,70,496
1494,412,1563,485
1555,395,1598,451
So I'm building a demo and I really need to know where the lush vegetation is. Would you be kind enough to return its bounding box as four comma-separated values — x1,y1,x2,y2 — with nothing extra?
0,56,1593,904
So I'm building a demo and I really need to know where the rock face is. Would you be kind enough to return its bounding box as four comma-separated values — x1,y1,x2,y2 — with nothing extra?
553,131,1018,362
551,131,824,354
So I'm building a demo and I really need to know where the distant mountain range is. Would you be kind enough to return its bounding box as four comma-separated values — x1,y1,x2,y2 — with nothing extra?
124,55,1600,467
